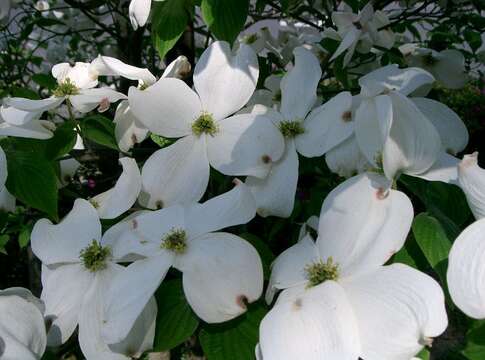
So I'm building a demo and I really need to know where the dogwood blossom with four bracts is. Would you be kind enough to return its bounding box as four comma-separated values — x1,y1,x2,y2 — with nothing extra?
257,173,448,360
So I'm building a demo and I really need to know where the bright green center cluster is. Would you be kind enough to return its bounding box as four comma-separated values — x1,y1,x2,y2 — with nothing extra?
53,78,79,97
161,228,187,254
242,33,258,45
80,240,111,272
192,113,218,137
305,257,339,287
279,120,305,138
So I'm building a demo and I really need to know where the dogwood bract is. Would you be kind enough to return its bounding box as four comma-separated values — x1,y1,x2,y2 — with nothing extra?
457,152,485,219
0,287,46,360
100,181,264,345
31,199,157,359
447,218,485,319
128,41,284,208
258,173,447,360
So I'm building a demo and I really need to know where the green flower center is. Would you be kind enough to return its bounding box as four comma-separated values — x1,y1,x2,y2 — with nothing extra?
53,78,80,97
242,33,259,45
279,120,305,138
305,257,339,287
192,112,218,137
80,240,111,272
161,228,187,254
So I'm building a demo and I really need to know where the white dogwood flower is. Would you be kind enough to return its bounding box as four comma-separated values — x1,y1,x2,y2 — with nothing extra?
447,218,485,319
326,3,394,66
128,41,284,208
0,287,46,360
89,157,142,219
246,46,336,218
31,199,157,360
313,65,446,181
100,181,264,345
93,55,191,152
3,61,126,119
402,45,467,89
258,173,448,360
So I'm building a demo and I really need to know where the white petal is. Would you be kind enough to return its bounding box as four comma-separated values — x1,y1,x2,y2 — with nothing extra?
78,264,130,360
280,47,321,120
4,96,65,113
90,157,141,219
31,199,101,265
114,101,149,152
58,158,81,188
0,118,54,139
0,290,46,359
246,140,299,218
383,92,442,179
140,135,209,208
101,211,149,262
177,232,263,323
433,50,467,89
0,187,15,212
341,264,448,360
0,145,6,186
108,297,157,358
317,173,413,275
92,55,156,85
185,181,256,239
415,152,459,184
129,77,201,137
325,135,372,178
129,0,151,29
102,255,173,344
52,63,71,83
207,113,285,178
70,88,127,113
447,218,485,319
161,55,192,79
265,235,320,304
355,95,393,166
359,65,435,97
296,91,353,157
412,97,468,154
0,106,41,126
41,263,94,346
458,152,485,219
259,282,361,360
330,27,361,63
194,41,258,120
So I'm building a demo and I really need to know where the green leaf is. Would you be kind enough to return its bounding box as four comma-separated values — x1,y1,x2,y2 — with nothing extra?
411,213,451,283
80,115,118,150
416,348,430,360
201,0,249,44
462,320,485,359
464,30,482,52
18,226,32,249
3,143,58,219
45,122,77,160
152,0,193,60
153,279,199,351
32,74,57,90
0,235,9,255
200,302,267,360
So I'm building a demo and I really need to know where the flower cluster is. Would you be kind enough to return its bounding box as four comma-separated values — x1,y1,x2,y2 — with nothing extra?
1,1,484,360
